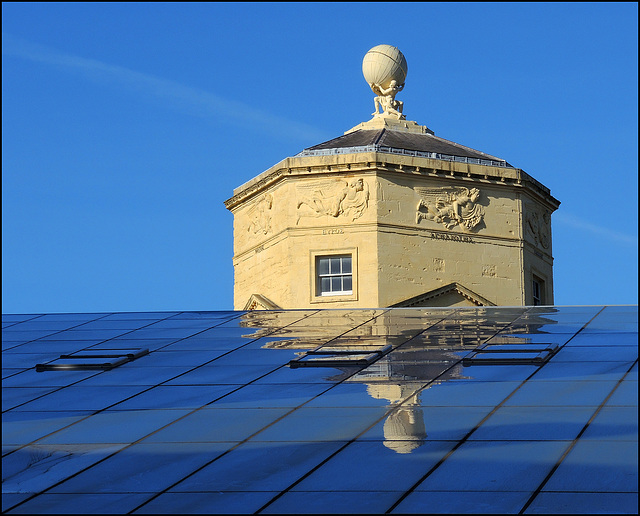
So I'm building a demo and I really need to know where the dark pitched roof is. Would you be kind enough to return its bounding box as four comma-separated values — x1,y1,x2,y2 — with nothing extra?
304,128,512,166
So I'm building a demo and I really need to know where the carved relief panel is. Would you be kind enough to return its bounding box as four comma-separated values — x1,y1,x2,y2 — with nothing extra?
296,178,370,225
524,204,551,250
415,186,485,232
246,193,274,236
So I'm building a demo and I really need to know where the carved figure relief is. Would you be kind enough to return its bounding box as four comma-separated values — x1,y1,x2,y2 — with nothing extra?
415,186,484,231
525,207,551,249
247,193,273,235
296,178,370,224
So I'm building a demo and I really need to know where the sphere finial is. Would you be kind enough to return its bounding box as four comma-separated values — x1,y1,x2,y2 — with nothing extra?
362,45,408,120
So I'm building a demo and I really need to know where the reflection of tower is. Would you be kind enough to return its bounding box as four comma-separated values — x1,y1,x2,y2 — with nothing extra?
367,384,427,454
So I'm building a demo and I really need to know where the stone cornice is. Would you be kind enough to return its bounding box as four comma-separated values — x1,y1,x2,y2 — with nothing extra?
224,152,560,212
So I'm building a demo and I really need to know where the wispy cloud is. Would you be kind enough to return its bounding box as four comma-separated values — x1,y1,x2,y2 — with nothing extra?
554,212,638,246
2,33,330,143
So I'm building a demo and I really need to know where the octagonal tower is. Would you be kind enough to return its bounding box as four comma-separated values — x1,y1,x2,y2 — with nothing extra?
224,45,559,310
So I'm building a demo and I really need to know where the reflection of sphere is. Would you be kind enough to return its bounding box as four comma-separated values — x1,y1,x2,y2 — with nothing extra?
362,44,408,90
382,408,427,454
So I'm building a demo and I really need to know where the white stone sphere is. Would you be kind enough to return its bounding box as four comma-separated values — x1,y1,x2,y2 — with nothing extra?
362,44,408,90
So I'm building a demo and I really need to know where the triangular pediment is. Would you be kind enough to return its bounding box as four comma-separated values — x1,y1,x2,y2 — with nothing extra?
243,294,282,311
390,282,495,308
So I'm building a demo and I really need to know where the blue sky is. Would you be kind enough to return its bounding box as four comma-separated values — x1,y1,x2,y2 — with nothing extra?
2,2,638,313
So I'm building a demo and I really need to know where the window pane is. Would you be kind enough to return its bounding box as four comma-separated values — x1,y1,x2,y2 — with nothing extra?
331,277,342,292
342,257,352,274
318,258,329,276
321,277,331,293
343,276,352,291
330,258,341,274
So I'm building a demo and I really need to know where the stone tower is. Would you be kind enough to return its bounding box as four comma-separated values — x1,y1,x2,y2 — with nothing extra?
224,45,560,310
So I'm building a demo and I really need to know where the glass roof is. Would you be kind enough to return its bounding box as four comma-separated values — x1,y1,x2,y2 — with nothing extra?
2,306,638,514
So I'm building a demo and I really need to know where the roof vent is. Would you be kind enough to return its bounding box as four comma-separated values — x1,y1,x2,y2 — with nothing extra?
289,345,392,368
462,343,558,366
35,348,149,372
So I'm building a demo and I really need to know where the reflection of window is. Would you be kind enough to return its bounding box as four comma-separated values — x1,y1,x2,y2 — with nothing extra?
532,276,544,306
317,255,352,296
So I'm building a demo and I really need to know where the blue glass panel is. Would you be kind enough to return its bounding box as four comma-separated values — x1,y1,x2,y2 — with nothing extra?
211,348,298,366
116,327,209,339
47,442,233,494
2,369,101,388
170,440,344,493
306,382,411,408
342,257,352,274
504,380,619,407
290,440,455,492
331,276,341,292
254,407,388,442
470,406,595,441
343,275,352,291
133,492,279,515
2,493,33,513
3,341,106,354
393,490,531,514
38,329,132,341
213,383,331,409
263,490,404,515
1,330,64,342
100,312,180,320
71,320,154,330
255,364,354,384
446,364,539,382
2,411,94,446
36,408,192,445
164,363,280,385
2,353,61,369
580,406,638,441
12,385,151,412
131,350,227,367
411,381,523,407
529,361,630,382
159,338,247,351
525,492,639,514
5,320,86,331
551,346,638,362
2,314,42,323
71,366,190,387
564,332,639,347
142,319,229,330
35,313,109,321
3,443,127,494
542,440,638,492
141,408,290,443
360,406,493,443
583,306,639,333
4,493,154,514
606,380,638,406
167,311,240,320
2,387,58,411
112,384,238,410
414,440,569,492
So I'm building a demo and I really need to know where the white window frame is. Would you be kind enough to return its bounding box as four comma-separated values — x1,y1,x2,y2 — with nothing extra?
317,255,353,296
310,248,358,304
